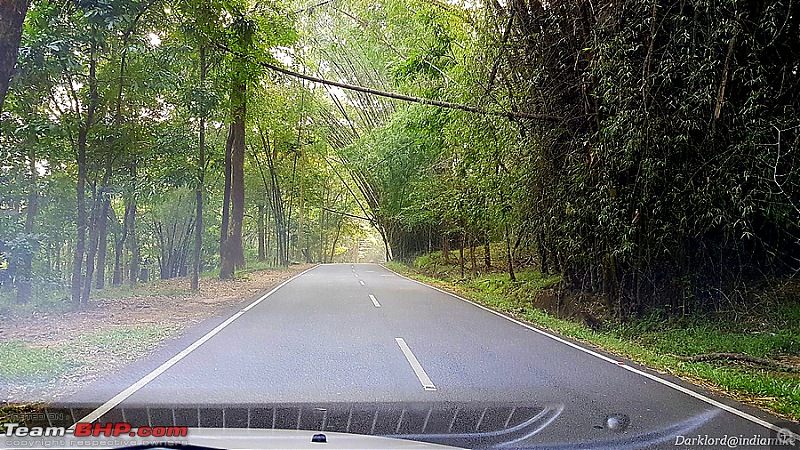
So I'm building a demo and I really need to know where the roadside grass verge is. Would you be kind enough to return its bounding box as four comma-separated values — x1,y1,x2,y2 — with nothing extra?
0,341,78,383
1,325,179,386
386,259,800,422
81,325,180,356
2,261,296,315
234,261,298,277
1,319,182,428
92,263,293,300
2,263,308,401
90,278,196,301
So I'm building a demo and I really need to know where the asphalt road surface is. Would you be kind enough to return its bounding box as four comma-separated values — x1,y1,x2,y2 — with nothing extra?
63,264,798,448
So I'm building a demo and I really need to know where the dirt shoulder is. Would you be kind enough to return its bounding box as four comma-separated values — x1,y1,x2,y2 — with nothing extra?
1,265,313,403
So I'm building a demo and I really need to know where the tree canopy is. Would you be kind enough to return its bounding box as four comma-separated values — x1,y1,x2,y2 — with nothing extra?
1,0,798,318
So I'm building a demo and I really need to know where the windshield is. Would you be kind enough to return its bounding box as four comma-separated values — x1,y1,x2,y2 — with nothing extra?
1,0,799,449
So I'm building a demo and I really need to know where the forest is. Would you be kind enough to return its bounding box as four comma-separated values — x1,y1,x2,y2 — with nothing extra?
1,0,799,320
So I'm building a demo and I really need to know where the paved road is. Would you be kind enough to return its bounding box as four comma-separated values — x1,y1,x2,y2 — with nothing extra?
64,264,798,448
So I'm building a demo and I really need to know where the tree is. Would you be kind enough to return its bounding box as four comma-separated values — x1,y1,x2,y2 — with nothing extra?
219,10,251,279
0,0,28,112
218,2,296,278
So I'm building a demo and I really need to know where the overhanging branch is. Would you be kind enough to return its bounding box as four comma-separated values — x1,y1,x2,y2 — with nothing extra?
322,206,372,221
214,42,559,122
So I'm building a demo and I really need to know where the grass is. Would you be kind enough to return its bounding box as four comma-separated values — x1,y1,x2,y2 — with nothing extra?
238,260,285,272
234,261,297,277
92,263,293,299
90,278,193,300
0,282,71,317
82,325,179,355
387,258,800,422
2,259,300,377
3,260,297,388
2,260,296,313
0,341,79,383
1,325,178,386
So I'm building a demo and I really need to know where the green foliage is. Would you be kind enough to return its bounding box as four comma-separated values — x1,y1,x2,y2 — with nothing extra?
2,0,356,306
0,341,78,383
3,0,798,406
392,260,800,421
616,324,799,360
84,326,178,354
316,0,800,316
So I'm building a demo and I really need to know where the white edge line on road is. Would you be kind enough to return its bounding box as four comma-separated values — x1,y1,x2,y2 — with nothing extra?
395,337,436,391
383,265,800,440
70,265,320,429
369,294,381,308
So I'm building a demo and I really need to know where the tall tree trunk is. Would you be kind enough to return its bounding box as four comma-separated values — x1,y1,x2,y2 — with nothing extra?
192,170,204,288
97,43,129,290
83,153,114,296
229,105,246,269
379,225,392,262
111,205,126,285
484,231,491,269
0,0,27,113
538,230,551,274
127,159,139,286
221,72,246,279
459,232,465,279
296,160,305,262
94,198,110,289
158,222,170,279
329,213,344,263
71,130,87,306
505,224,516,282
469,235,476,276
250,134,274,265
260,127,287,266
319,194,327,263
71,38,98,308
257,202,266,262
219,125,233,277
264,202,271,263
286,151,298,264
294,82,307,262
17,137,37,304
112,244,123,285
83,183,100,303
192,46,206,291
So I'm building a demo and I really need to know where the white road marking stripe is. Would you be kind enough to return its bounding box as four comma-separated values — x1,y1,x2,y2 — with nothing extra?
369,294,381,308
395,337,437,391
70,265,320,428
359,280,365,286
354,273,359,278
383,265,800,440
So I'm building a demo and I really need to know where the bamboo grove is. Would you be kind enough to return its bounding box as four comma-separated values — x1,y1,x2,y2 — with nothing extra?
1,0,799,318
